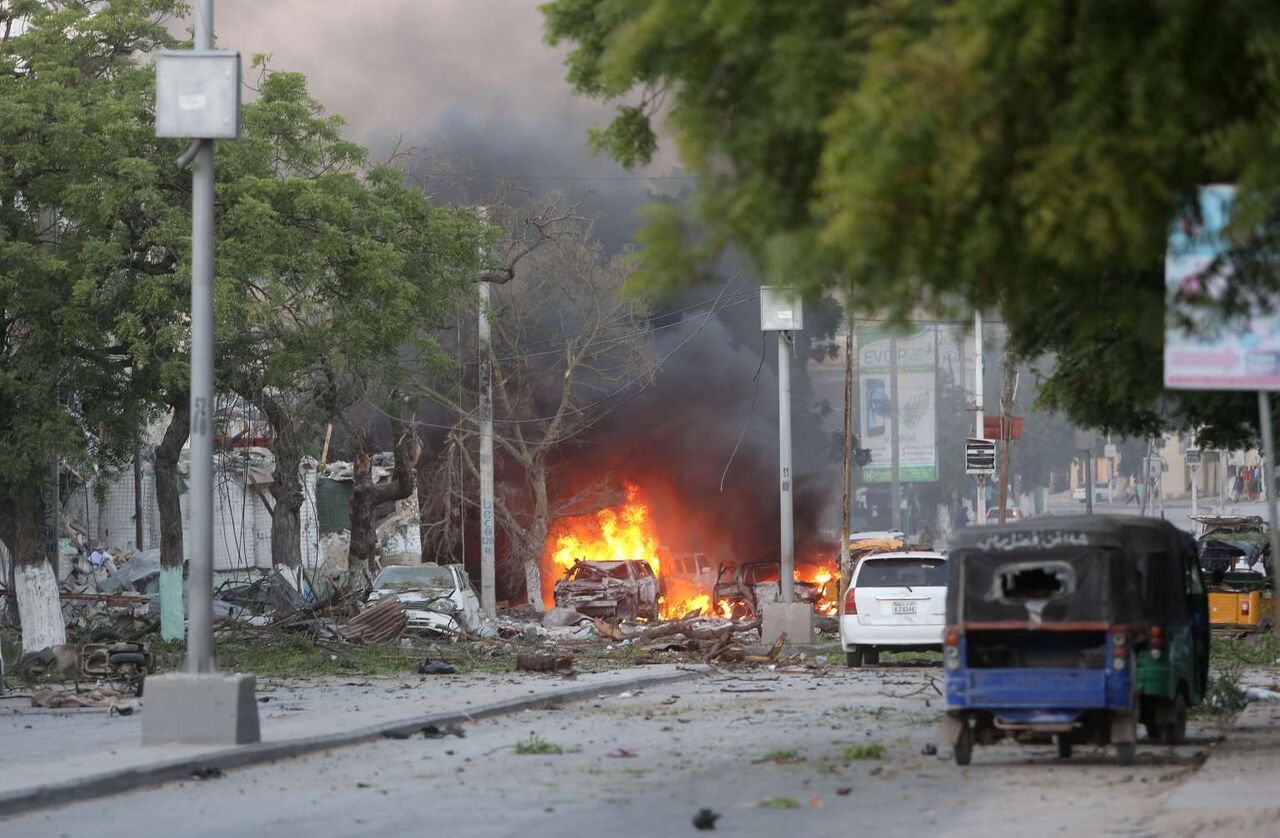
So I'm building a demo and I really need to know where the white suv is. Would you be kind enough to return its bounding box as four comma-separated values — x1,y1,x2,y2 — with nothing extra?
840,551,947,667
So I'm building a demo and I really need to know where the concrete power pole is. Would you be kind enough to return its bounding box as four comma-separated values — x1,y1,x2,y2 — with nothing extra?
778,331,795,604
889,337,902,531
996,354,1017,524
839,322,853,575
974,312,986,523
477,219,496,617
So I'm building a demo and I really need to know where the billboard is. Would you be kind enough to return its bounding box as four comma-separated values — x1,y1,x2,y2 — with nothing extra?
1164,185,1280,390
859,325,938,483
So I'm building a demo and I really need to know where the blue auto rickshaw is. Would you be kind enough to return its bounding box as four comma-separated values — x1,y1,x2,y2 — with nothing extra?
941,517,1146,765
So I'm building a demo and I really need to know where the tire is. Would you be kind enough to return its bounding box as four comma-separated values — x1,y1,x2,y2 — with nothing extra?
954,722,973,766
1055,735,1073,759
1144,723,1164,743
1115,742,1136,766
864,648,880,666
1164,691,1188,745
845,647,864,668
108,652,146,665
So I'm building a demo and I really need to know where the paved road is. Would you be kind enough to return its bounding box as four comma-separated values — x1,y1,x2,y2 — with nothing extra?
3,665,1217,838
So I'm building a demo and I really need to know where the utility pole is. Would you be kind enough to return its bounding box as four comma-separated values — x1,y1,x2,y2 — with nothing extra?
1085,448,1094,515
477,211,496,616
996,353,1017,524
889,337,902,531
839,320,853,576
778,330,795,603
185,5,217,675
133,448,144,550
974,312,986,524
1256,393,1280,632
146,0,259,745
759,287,808,643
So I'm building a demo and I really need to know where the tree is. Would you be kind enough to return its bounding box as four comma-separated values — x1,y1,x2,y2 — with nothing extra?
346,391,420,584
210,64,481,568
543,1,1280,445
0,0,186,650
415,202,655,608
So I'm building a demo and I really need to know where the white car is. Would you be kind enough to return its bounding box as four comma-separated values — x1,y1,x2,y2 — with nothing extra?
840,551,947,667
368,563,483,638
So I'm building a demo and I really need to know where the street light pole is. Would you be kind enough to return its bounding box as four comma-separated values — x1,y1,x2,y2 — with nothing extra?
145,0,258,746
186,0,216,674
778,331,795,604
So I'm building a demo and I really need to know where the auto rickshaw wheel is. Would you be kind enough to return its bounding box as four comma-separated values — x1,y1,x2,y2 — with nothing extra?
1115,742,1136,766
954,722,973,766
1055,735,1072,759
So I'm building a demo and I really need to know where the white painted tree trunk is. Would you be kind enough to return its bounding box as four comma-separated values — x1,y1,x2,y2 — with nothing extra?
15,559,66,652
524,558,545,613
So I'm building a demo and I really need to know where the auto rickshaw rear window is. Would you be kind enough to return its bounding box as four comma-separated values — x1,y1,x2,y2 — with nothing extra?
994,562,1075,602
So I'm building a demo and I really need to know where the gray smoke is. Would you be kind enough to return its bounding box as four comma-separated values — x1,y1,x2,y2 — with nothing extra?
215,1,841,568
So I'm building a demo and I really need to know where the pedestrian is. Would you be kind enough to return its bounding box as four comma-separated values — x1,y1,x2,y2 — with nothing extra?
954,504,970,530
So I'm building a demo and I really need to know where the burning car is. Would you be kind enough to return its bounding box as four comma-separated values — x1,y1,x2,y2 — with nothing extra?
367,563,482,637
713,561,823,619
553,559,660,620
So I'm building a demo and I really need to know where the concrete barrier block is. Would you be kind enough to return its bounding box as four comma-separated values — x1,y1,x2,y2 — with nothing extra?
142,672,260,745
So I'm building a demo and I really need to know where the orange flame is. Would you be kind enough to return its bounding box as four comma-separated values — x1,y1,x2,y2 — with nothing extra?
548,484,660,574
796,558,840,616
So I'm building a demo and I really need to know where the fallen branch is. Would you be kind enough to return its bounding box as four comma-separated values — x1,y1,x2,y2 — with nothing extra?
632,617,761,644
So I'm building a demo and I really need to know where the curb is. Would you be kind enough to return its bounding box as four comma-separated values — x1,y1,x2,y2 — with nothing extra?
0,665,708,818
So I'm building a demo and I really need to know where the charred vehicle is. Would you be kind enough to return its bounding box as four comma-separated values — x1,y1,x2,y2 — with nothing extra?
714,561,821,619
367,563,483,637
553,559,659,620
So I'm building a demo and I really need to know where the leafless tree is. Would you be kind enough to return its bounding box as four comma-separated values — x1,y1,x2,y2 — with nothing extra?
414,200,656,609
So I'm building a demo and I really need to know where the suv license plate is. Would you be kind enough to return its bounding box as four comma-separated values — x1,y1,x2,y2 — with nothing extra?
892,601,917,615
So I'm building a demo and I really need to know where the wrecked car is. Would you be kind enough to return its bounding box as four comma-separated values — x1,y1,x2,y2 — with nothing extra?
552,559,659,621
367,563,482,638
1194,515,1275,631
713,561,821,619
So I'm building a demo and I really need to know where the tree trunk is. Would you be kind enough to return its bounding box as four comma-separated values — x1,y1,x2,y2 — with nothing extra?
268,409,305,568
349,410,420,584
154,406,189,642
523,461,548,612
8,488,66,652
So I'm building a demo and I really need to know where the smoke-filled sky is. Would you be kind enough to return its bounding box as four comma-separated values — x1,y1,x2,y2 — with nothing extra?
213,2,844,565
215,0,681,243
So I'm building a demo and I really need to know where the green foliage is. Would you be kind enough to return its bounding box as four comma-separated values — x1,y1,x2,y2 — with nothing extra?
841,742,885,761
0,1,183,502
756,749,804,764
1201,662,1248,717
514,733,564,755
757,797,801,810
1212,633,1280,669
543,0,1280,443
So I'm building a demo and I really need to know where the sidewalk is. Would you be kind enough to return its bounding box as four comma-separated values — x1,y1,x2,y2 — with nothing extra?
1153,700,1280,834
0,664,703,816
